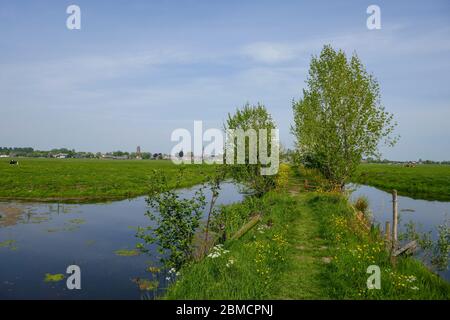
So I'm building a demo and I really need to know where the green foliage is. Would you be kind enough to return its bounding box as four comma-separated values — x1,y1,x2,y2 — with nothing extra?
210,193,263,243
292,45,397,189
201,166,228,255
136,168,207,270
225,103,277,196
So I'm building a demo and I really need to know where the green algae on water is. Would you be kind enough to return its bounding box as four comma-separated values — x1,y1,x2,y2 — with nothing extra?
44,273,65,282
0,239,17,250
114,249,140,256
68,218,85,225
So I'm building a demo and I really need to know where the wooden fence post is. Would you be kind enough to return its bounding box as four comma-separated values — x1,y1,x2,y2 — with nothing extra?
392,190,398,250
385,221,391,241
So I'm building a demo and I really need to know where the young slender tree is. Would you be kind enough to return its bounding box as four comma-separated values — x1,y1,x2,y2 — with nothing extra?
292,45,398,190
225,103,277,196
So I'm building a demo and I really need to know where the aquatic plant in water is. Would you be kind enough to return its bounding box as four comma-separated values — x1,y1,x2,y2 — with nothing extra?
44,273,65,282
0,239,17,250
68,218,85,225
133,278,159,291
114,249,140,257
146,267,160,274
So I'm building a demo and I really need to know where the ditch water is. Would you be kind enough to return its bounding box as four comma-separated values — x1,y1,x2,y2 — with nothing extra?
0,182,245,300
349,184,450,281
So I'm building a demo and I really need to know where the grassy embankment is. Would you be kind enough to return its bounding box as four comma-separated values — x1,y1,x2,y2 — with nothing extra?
165,166,450,300
353,163,450,201
0,158,213,203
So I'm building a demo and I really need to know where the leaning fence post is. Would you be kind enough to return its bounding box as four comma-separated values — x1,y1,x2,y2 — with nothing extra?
392,190,398,250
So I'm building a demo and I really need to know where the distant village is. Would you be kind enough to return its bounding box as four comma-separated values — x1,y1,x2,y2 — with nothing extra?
0,146,220,162
0,146,169,160
1,146,449,165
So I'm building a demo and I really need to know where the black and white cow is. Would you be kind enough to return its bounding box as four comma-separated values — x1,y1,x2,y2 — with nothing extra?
9,160,19,165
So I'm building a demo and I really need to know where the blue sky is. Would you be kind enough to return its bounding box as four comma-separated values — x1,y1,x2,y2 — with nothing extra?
0,0,449,160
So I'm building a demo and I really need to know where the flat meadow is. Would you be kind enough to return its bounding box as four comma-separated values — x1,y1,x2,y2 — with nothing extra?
353,163,450,201
0,158,213,202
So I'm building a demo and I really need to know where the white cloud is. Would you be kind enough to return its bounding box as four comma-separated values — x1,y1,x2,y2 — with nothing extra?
2,23,450,157
241,42,300,64
240,25,450,66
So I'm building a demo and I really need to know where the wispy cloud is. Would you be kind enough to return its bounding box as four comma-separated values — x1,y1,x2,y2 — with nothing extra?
1,1,450,158
240,24,450,65
241,42,300,63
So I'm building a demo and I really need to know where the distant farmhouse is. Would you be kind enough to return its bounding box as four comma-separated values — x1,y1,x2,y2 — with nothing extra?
170,151,222,163
53,153,68,159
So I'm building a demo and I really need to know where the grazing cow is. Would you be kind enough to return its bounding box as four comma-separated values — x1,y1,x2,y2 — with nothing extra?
9,160,19,165
404,161,416,168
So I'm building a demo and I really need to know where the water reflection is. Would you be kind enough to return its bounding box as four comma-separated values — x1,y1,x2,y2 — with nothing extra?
0,203,78,227
0,182,244,299
349,183,450,281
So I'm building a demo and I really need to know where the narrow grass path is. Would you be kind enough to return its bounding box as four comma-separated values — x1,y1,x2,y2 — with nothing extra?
167,166,450,299
271,193,330,299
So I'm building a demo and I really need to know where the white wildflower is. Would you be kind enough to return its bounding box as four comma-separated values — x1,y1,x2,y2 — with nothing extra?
207,245,230,259
257,225,269,234
226,258,235,268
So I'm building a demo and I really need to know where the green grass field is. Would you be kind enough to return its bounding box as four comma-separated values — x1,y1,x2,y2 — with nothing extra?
353,164,450,201
0,158,213,202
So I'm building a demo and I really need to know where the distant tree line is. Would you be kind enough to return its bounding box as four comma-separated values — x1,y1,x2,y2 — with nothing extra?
0,147,166,160
0,147,84,158
105,151,161,159
364,157,450,165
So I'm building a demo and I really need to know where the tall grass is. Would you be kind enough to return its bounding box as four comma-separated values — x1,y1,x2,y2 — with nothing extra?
353,196,370,215
310,193,450,299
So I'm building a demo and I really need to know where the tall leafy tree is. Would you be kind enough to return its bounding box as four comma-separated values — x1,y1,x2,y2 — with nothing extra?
292,45,398,189
225,103,278,195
